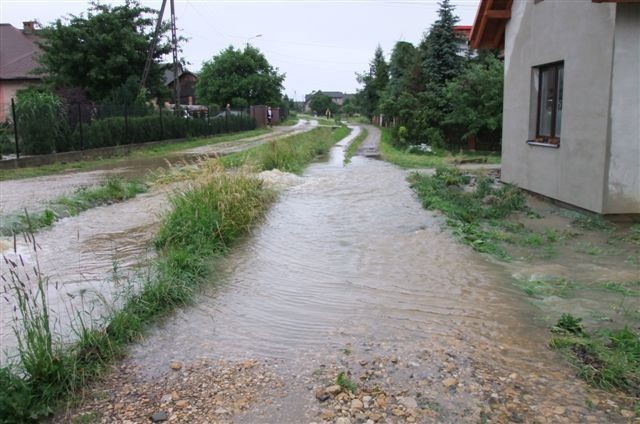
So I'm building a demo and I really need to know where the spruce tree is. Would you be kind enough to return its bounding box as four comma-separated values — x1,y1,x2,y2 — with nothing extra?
421,0,463,88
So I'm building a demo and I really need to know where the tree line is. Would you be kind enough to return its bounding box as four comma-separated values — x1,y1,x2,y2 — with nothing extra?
4,0,287,155
355,0,503,151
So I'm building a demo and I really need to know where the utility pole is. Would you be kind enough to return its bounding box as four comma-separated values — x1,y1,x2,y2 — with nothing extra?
140,0,167,92
170,0,180,112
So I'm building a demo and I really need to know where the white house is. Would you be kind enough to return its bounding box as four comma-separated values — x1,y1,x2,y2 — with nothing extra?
470,0,639,214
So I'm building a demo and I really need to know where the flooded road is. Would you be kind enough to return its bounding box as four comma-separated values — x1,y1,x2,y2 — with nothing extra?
0,184,173,359
84,129,625,423
0,121,313,216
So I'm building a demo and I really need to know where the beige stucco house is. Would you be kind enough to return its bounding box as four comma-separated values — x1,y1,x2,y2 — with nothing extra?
0,22,43,122
471,0,639,214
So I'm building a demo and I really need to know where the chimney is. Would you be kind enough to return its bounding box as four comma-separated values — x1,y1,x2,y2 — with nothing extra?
23,21,36,34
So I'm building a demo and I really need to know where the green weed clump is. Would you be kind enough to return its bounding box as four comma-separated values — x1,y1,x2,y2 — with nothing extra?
0,178,147,236
0,163,274,422
514,277,575,298
550,314,639,396
336,371,358,393
343,127,368,165
409,167,526,259
222,126,350,173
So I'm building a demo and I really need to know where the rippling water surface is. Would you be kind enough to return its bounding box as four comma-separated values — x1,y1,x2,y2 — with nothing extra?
131,132,550,375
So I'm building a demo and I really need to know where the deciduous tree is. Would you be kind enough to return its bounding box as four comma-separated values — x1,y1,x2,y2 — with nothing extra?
38,0,171,101
196,46,285,107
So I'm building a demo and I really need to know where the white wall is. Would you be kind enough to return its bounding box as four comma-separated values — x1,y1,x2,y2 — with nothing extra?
604,4,640,214
501,0,617,213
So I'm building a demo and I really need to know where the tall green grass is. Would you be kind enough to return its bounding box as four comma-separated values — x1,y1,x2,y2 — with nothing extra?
222,126,350,173
0,165,274,422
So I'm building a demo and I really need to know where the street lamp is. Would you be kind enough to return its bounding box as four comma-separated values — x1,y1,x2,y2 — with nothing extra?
246,34,262,46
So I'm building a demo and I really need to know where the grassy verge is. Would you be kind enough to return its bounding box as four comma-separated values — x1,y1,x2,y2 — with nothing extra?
0,178,147,236
0,126,352,421
343,127,368,165
0,165,275,422
550,314,639,397
409,166,526,260
0,128,271,181
221,126,351,174
380,128,500,169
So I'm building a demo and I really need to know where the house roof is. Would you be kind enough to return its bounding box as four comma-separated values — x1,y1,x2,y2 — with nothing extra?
163,64,197,85
470,0,640,49
453,25,473,39
304,91,345,101
0,23,43,80
469,0,512,50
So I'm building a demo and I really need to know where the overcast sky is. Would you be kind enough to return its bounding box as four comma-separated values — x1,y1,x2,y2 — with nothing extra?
1,0,480,101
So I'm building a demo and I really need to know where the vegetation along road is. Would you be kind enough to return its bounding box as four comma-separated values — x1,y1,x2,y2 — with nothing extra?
3,126,636,423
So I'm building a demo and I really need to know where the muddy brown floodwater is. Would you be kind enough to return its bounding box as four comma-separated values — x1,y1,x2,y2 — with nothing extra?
62,129,636,423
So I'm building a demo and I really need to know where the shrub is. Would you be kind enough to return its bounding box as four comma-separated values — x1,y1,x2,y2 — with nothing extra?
15,88,64,155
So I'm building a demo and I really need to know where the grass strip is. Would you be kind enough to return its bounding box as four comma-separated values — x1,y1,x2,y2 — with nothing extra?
0,178,147,236
550,314,639,397
0,127,352,422
221,126,351,174
343,127,368,165
408,166,526,260
380,128,500,169
0,128,271,182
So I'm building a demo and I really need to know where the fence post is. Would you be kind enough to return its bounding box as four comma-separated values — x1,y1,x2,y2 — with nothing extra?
124,103,129,145
159,102,164,140
11,98,20,160
77,103,84,150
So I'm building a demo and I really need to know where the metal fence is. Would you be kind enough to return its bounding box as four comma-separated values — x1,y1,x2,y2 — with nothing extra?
1,100,254,159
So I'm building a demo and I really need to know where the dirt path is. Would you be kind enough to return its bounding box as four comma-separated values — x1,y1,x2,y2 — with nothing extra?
0,121,313,216
57,127,635,424
357,124,381,157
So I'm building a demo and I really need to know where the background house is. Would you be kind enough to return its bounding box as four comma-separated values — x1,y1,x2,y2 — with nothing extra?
0,22,43,121
471,0,639,214
304,91,353,112
164,64,198,106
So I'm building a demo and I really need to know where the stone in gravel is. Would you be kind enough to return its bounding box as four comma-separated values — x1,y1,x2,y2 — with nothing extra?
398,396,418,410
553,406,566,415
170,361,182,371
326,384,342,395
160,394,172,404
620,410,634,418
150,411,168,422
368,413,382,422
359,359,368,366
320,409,336,420
335,418,351,424
442,378,458,388
315,388,329,402
175,400,188,409
351,399,364,411
214,408,228,415
375,394,387,408
392,408,405,416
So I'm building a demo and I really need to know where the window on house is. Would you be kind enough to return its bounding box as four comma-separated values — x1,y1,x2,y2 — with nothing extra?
535,62,564,145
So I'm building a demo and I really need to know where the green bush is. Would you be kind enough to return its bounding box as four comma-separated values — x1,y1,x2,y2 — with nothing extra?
15,89,63,155
78,114,255,149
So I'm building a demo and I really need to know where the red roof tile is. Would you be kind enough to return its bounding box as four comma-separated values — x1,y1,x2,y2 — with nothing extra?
0,23,43,80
